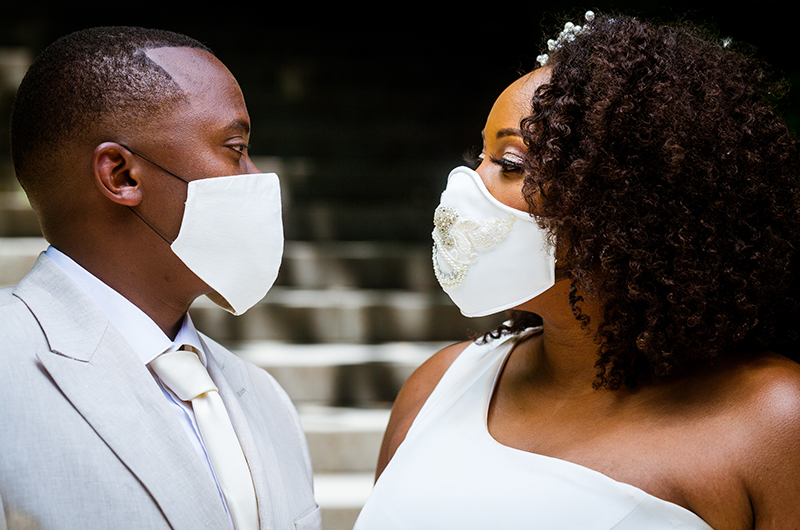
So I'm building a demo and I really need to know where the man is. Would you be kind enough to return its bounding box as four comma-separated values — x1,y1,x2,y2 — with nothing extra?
0,27,320,530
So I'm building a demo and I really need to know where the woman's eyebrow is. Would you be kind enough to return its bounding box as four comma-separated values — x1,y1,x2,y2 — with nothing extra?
480,127,523,142
496,127,522,139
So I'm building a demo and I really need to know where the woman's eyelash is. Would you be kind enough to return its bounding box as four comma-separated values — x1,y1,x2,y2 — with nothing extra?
461,149,525,174
462,149,483,169
489,155,524,173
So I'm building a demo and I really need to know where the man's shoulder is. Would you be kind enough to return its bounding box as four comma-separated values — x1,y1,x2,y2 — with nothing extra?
0,285,40,337
196,330,230,355
197,331,307,442
0,284,19,304
197,331,245,370
0,285,11,303
198,331,283,389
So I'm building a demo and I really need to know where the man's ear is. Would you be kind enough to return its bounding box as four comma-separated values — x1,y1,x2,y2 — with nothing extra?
92,142,143,206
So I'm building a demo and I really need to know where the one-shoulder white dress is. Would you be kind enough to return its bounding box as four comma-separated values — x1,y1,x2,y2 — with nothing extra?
354,332,714,529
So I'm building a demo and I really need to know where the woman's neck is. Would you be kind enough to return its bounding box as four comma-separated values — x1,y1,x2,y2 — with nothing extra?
517,279,605,392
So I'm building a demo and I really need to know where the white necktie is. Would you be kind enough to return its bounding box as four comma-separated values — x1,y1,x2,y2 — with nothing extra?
150,347,259,530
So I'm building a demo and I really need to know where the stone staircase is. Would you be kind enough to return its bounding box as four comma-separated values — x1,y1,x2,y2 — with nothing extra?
0,215,504,530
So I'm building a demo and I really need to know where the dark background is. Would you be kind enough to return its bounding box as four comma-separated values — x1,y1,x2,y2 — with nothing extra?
1,1,796,242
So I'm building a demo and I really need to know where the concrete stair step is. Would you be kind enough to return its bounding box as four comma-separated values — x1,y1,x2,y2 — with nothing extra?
277,240,437,291
233,340,443,406
298,405,389,473
282,201,435,242
191,288,503,344
313,473,374,530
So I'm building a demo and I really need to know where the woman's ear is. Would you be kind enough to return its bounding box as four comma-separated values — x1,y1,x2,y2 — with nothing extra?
92,142,143,206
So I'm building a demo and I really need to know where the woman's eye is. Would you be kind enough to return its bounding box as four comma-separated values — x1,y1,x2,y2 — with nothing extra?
490,155,524,174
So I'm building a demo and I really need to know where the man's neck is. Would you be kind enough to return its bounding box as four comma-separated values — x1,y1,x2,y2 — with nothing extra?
46,244,196,340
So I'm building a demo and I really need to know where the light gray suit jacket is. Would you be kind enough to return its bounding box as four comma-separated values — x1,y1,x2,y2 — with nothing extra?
0,254,321,530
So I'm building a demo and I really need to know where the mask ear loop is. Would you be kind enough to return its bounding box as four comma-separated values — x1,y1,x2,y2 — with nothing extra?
118,144,190,183
117,143,189,245
127,204,172,245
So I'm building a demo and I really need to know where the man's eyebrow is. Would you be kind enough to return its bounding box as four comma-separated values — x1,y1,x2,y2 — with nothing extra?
225,119,251,135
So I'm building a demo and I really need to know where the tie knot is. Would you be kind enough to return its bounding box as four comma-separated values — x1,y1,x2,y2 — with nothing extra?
149,348,217,401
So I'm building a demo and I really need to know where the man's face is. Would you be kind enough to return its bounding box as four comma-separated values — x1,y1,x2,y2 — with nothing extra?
127,46,259,243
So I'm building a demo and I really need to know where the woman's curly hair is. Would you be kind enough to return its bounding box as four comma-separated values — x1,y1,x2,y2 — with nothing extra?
497,13,800,389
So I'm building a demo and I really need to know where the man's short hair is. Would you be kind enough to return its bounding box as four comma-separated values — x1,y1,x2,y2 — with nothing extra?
10,26,212,196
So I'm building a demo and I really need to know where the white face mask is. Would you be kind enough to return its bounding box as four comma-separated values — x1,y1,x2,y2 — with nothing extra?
432,166,556,317
124,147,283,316
171,172,283,316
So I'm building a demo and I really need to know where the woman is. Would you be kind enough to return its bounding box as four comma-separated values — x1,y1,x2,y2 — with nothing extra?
354,12,800,530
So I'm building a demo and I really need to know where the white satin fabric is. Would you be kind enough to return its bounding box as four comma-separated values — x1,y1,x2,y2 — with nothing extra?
354,332,714,530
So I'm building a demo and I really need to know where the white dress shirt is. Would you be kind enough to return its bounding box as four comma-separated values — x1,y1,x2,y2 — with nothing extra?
45,246,235,527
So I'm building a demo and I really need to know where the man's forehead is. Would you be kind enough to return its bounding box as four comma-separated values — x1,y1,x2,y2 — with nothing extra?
144,46,232,94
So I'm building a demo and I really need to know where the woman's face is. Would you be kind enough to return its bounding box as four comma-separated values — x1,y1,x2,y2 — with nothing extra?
476,68,574,309
475,68,549,212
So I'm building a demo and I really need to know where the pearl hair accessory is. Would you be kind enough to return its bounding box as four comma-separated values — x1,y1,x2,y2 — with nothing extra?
536,10,595,66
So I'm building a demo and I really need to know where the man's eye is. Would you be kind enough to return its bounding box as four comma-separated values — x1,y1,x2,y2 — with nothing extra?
229,144,249,154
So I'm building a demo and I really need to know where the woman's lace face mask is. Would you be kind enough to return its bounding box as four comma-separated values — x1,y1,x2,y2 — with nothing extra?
432,166,556,317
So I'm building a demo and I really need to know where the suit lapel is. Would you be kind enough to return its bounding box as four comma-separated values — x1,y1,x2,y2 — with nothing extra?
14,255,230,530
203,337,293,530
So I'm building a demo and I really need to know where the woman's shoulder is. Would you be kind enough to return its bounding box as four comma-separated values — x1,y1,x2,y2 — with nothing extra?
396,341,473,404
698,351,800,527
389,339,477,430
733,351,800,446
673,350,800,444
374,328,541,479
722,351,800,425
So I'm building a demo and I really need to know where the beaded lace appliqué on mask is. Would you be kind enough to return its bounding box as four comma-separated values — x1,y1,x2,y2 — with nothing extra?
432,205,516,287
